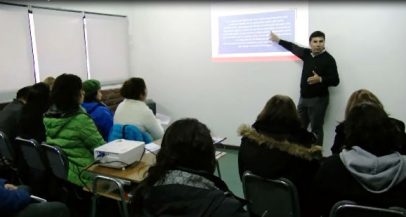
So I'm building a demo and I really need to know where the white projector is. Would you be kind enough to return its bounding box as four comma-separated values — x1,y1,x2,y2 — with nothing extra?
94,139,145,169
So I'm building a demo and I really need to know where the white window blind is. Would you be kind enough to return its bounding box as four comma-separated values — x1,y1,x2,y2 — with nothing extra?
85,14,130,85
0,5,35,102
31,8,87,81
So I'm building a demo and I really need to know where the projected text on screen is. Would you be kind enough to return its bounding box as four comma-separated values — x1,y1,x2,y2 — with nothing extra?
218,10,295,54
211,3,308,62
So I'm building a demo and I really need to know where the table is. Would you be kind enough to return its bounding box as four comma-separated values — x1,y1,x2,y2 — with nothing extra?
87,150,226,182
85,139,227,217
86,139,226,182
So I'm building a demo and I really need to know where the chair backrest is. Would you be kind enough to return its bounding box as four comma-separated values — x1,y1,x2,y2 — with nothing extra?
15,137,47,171
41,143,69,181
330,200,406,217
242,171,301,217
0,131,23,184
0,130,15,161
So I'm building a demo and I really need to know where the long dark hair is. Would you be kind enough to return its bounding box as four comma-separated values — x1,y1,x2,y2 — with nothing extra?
344,103,401,156
253,95,302,134
132,118,216,215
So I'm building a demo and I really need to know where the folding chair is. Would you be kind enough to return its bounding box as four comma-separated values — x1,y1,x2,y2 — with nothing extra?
0,130,23,183
15,137,49,195
330,200,406,217
90,175,129,217
242,171,301,217
15,137,47,172
41,143,69,181
0,130,16,163
41,142,93,215
40,143,74,201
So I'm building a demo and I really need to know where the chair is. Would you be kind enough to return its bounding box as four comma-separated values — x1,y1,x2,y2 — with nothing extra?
15,137,49,195
40,142,72,201
0,130,23,184
41,143,92,215
91,175,129,217
41,143,69,181
0,130,15,163
15,137,47,172
330,200,406,217
242,171,301,217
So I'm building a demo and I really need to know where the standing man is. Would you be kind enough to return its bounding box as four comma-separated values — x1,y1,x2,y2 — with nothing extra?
270,31,339,146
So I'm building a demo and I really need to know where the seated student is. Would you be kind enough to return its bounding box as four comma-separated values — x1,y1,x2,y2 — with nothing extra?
0,86,31,178
81,79,113,141
114,77,163,140
0,178,69,217
331,89,406,154
314,103,406,217
43,74,105,187
18,82,50,143
0,86,30,142
17,82,51,196
132,118,249,217
238,95,321,217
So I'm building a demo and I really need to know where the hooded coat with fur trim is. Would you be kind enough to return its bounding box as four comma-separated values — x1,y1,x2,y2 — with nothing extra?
238,124,322,217
238,124,321,180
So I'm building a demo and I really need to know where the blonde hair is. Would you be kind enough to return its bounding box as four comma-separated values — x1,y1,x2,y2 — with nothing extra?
344,89,384,119
43,76,55,90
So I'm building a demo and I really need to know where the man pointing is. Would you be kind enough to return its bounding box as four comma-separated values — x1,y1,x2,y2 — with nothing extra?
270,31,340,146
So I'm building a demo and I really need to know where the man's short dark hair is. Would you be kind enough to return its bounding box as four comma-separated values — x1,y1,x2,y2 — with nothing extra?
309,31,325,42
16,86,31,100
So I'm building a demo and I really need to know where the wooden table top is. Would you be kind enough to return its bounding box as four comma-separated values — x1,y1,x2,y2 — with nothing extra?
86,139,226,183
86,150,156,183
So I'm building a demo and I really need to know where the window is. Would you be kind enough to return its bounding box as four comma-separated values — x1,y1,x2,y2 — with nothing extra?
31,8,88,81
0,5,35,102
0,3,129,102
85,14,130,85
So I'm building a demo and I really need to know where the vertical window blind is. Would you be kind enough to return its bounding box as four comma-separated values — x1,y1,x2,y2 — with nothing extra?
0,5,35,102
0,3,129,102
85,14,130,85
31,8,88,81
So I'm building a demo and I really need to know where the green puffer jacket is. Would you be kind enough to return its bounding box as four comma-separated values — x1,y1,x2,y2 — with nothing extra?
44,108,105,186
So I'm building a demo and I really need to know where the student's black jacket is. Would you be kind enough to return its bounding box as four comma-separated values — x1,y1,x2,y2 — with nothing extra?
133,168,249,217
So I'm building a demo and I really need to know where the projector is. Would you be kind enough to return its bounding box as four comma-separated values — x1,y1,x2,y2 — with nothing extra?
94,139,145,169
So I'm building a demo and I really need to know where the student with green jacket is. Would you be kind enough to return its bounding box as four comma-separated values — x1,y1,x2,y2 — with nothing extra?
43,74,105,186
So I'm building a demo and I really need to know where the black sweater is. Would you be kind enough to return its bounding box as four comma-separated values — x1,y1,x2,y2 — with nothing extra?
279,39,339,98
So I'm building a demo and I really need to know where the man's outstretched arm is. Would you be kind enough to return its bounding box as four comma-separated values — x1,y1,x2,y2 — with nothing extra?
269,31,306,59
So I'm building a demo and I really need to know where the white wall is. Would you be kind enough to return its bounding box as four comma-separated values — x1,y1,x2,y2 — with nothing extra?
130,2,300,145
130,2,406,156
309,2,406,155
14,1,406,156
